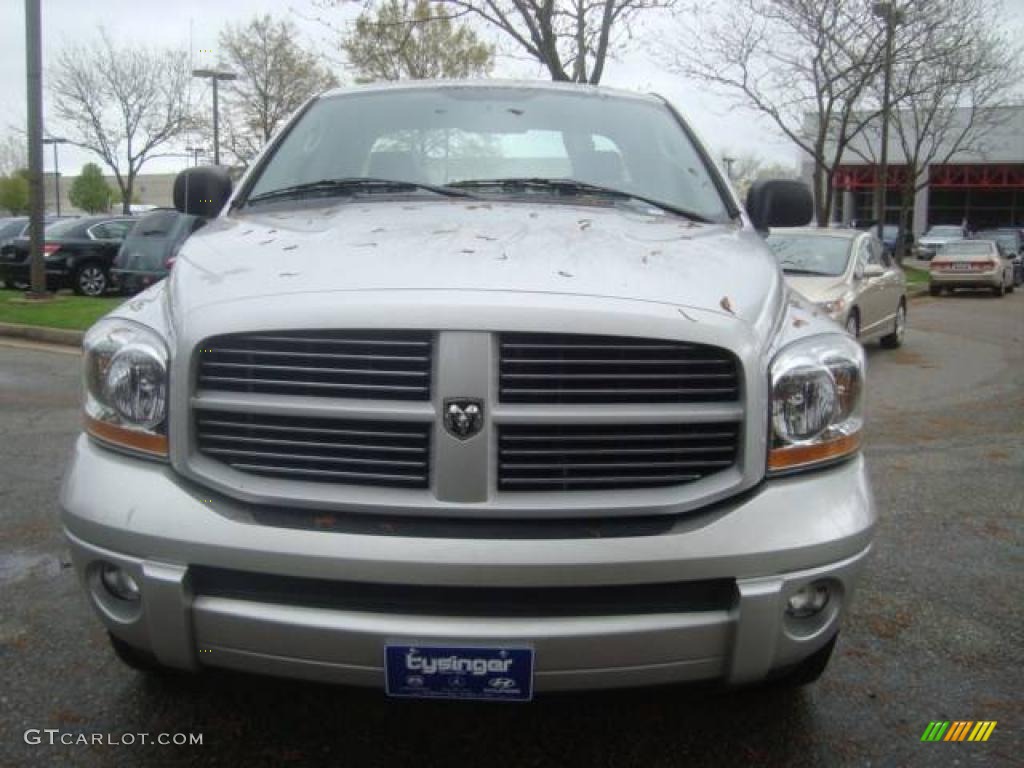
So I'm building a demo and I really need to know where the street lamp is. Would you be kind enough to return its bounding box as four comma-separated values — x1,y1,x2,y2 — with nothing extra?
191,69,236,165
42,137,68,216
722,155,736,181
872,2,905,248
184,145,205,167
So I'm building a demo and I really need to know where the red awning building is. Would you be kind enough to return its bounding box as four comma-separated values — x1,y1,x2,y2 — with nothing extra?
805,107,1024,235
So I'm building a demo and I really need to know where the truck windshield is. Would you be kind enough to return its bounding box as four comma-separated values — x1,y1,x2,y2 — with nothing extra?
244,86,731,222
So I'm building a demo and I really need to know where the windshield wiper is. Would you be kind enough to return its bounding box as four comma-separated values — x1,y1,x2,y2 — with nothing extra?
780,266,833,276
245,177,476,206
447,177,712,223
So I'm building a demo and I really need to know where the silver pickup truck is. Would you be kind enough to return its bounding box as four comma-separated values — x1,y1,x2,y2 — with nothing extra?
61,81,875,701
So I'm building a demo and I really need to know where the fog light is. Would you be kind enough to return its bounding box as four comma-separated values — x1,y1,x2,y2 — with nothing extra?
100,563,141,602
786,582,830,618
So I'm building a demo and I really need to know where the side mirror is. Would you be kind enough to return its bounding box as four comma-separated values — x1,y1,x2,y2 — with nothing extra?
173,166,233,218
863,264,885,278
746,180,814,232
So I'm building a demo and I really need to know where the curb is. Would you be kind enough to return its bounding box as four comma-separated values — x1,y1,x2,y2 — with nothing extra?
0,322,84,348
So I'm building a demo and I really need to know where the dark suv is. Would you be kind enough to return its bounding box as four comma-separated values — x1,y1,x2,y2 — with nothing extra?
0,215,136,296
112,209,204,295
973,228,1023,286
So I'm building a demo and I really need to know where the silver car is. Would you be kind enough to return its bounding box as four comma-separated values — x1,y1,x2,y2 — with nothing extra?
61,81,875,699
767,228,907,347
929,240,1016,296
916,224,966,260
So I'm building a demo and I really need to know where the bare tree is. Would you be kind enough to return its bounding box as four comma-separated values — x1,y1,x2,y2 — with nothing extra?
847,0,1019,250
216,15,339,166
318,0,675,83
0,131,27,176
49,31,192,213
660,0,886,225
342,0,494,81
441,0,677,82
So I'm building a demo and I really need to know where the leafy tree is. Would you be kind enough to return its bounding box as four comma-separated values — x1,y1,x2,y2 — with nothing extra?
68,162,113,213
0,170,29,215
216,15,339,166
50,31,192,213
342,0,494,81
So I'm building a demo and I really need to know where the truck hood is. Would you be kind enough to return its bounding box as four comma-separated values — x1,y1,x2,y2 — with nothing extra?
172,199,781,326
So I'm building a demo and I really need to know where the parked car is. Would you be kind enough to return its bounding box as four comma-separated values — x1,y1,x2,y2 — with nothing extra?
881,224,914,257
929,239,1015,296
63,81,875,698
972,228,1023,286
915,224,966,260
0,216,76,288
0,215,136,295
112,209,204,295
767,227,907,346
850,220,913,257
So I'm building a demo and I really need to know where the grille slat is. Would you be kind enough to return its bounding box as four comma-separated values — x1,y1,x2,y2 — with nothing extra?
499,422,740,491
196,410,430,489
198,375,427,395
500,333,739,404
197,418,425,440
197,330,433,401
202,361,429,378
228,464,428,485
202,447,427,469
199,433,425,454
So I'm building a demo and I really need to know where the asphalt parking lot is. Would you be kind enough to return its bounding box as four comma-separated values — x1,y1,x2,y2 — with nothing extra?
0,291,1021,767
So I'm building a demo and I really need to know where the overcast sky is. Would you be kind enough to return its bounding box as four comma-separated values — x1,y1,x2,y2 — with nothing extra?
1,0,1022,178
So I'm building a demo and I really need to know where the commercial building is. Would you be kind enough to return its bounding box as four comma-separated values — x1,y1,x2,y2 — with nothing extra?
40,171,177,215
803,106,1024,235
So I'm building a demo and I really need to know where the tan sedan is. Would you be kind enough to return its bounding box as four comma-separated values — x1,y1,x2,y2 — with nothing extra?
767,228,908,347
929,240,1015,297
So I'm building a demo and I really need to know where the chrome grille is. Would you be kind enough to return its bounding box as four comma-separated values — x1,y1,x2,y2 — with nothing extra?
498,423,741,491
196,411,430,488
499,333,739,404
196,330,433,401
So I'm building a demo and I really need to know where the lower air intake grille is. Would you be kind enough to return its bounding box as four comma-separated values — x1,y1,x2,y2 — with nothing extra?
499,422,741,491
196,411,430,489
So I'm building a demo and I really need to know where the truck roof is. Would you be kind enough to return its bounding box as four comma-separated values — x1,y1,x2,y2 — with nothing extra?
319,78,664,106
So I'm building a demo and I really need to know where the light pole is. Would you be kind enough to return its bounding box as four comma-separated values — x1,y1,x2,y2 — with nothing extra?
191,69,236,165
872,3,904,247
722,156,736,181
24,0,47,298
184,145,205,167
42,137,68,216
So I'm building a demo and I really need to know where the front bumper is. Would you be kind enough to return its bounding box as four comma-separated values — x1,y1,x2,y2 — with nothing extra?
61,435,876,691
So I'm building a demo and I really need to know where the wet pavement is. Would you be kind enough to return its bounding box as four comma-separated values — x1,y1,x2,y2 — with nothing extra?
0,291,1021,767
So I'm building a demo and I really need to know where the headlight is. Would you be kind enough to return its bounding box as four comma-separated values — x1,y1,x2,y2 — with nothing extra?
768,334,864,474
83,318,169,458
816,297,846,315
